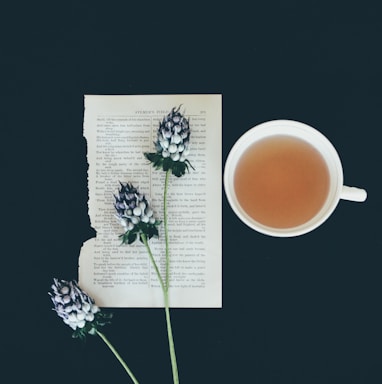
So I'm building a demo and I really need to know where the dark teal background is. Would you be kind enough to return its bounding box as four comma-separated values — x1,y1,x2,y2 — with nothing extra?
2,1,381,383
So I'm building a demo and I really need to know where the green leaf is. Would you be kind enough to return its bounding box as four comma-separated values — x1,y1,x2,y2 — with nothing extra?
145,152,164,169
163,157,172,171
127,231,138,244
145,150,194,177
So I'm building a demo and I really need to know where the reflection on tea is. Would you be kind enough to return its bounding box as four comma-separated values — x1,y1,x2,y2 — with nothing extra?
234,135,330,228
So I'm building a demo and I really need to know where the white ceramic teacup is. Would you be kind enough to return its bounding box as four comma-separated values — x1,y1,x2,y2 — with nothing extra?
224,119,367,237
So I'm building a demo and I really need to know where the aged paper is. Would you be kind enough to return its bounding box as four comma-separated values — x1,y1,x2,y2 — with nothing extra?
79,94,222,307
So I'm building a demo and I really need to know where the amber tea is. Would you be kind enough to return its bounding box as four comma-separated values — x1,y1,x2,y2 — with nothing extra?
234,135,330,228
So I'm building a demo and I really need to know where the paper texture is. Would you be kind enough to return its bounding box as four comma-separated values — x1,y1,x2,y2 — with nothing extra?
79,94,222,308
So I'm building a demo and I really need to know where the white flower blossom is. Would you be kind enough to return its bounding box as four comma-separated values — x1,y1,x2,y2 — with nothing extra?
49,279,101,331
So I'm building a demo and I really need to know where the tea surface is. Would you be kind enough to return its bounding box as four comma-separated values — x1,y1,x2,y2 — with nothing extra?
234,135,330,228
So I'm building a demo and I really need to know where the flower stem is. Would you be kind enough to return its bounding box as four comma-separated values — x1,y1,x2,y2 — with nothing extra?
142,234,165,291
164,169,171,291
96,330,139,384
164,288,179,384
142,231,179,384
163,169,179,384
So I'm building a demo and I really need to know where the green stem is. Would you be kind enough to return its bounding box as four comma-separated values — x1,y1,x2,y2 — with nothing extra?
163,169,179,384
164,288,179,384
96,330,140,384
142,231,179,384
164,169,171,291
141,234,165,292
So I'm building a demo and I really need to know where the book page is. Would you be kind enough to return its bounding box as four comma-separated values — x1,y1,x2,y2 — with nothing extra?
79,94,222,308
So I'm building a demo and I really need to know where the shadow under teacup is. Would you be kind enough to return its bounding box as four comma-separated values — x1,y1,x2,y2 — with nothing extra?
224,120,367,237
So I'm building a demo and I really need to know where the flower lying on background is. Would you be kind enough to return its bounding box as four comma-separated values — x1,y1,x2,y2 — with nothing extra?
49,278,111,339
145,105,193,177
114,182,161,244
49,278,139,383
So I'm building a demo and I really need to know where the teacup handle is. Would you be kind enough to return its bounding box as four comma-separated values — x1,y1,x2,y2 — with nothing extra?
340,185,367,202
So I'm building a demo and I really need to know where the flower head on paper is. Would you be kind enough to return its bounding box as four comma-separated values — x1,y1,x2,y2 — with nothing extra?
145,105,193,177
49,278,112,339
114,182,161,244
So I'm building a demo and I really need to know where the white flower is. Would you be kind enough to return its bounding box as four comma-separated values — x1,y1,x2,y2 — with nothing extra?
145,105,194,177
114,182,160,244
49,279,100,331
155,106,190,161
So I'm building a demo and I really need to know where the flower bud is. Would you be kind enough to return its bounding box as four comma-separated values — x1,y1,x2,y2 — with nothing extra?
114,182,160,244
49,279,112,339
144,106,194,177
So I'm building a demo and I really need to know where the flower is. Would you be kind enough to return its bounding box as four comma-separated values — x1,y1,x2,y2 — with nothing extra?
49,278,112,339
114,182,160,244
145,105,193,177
